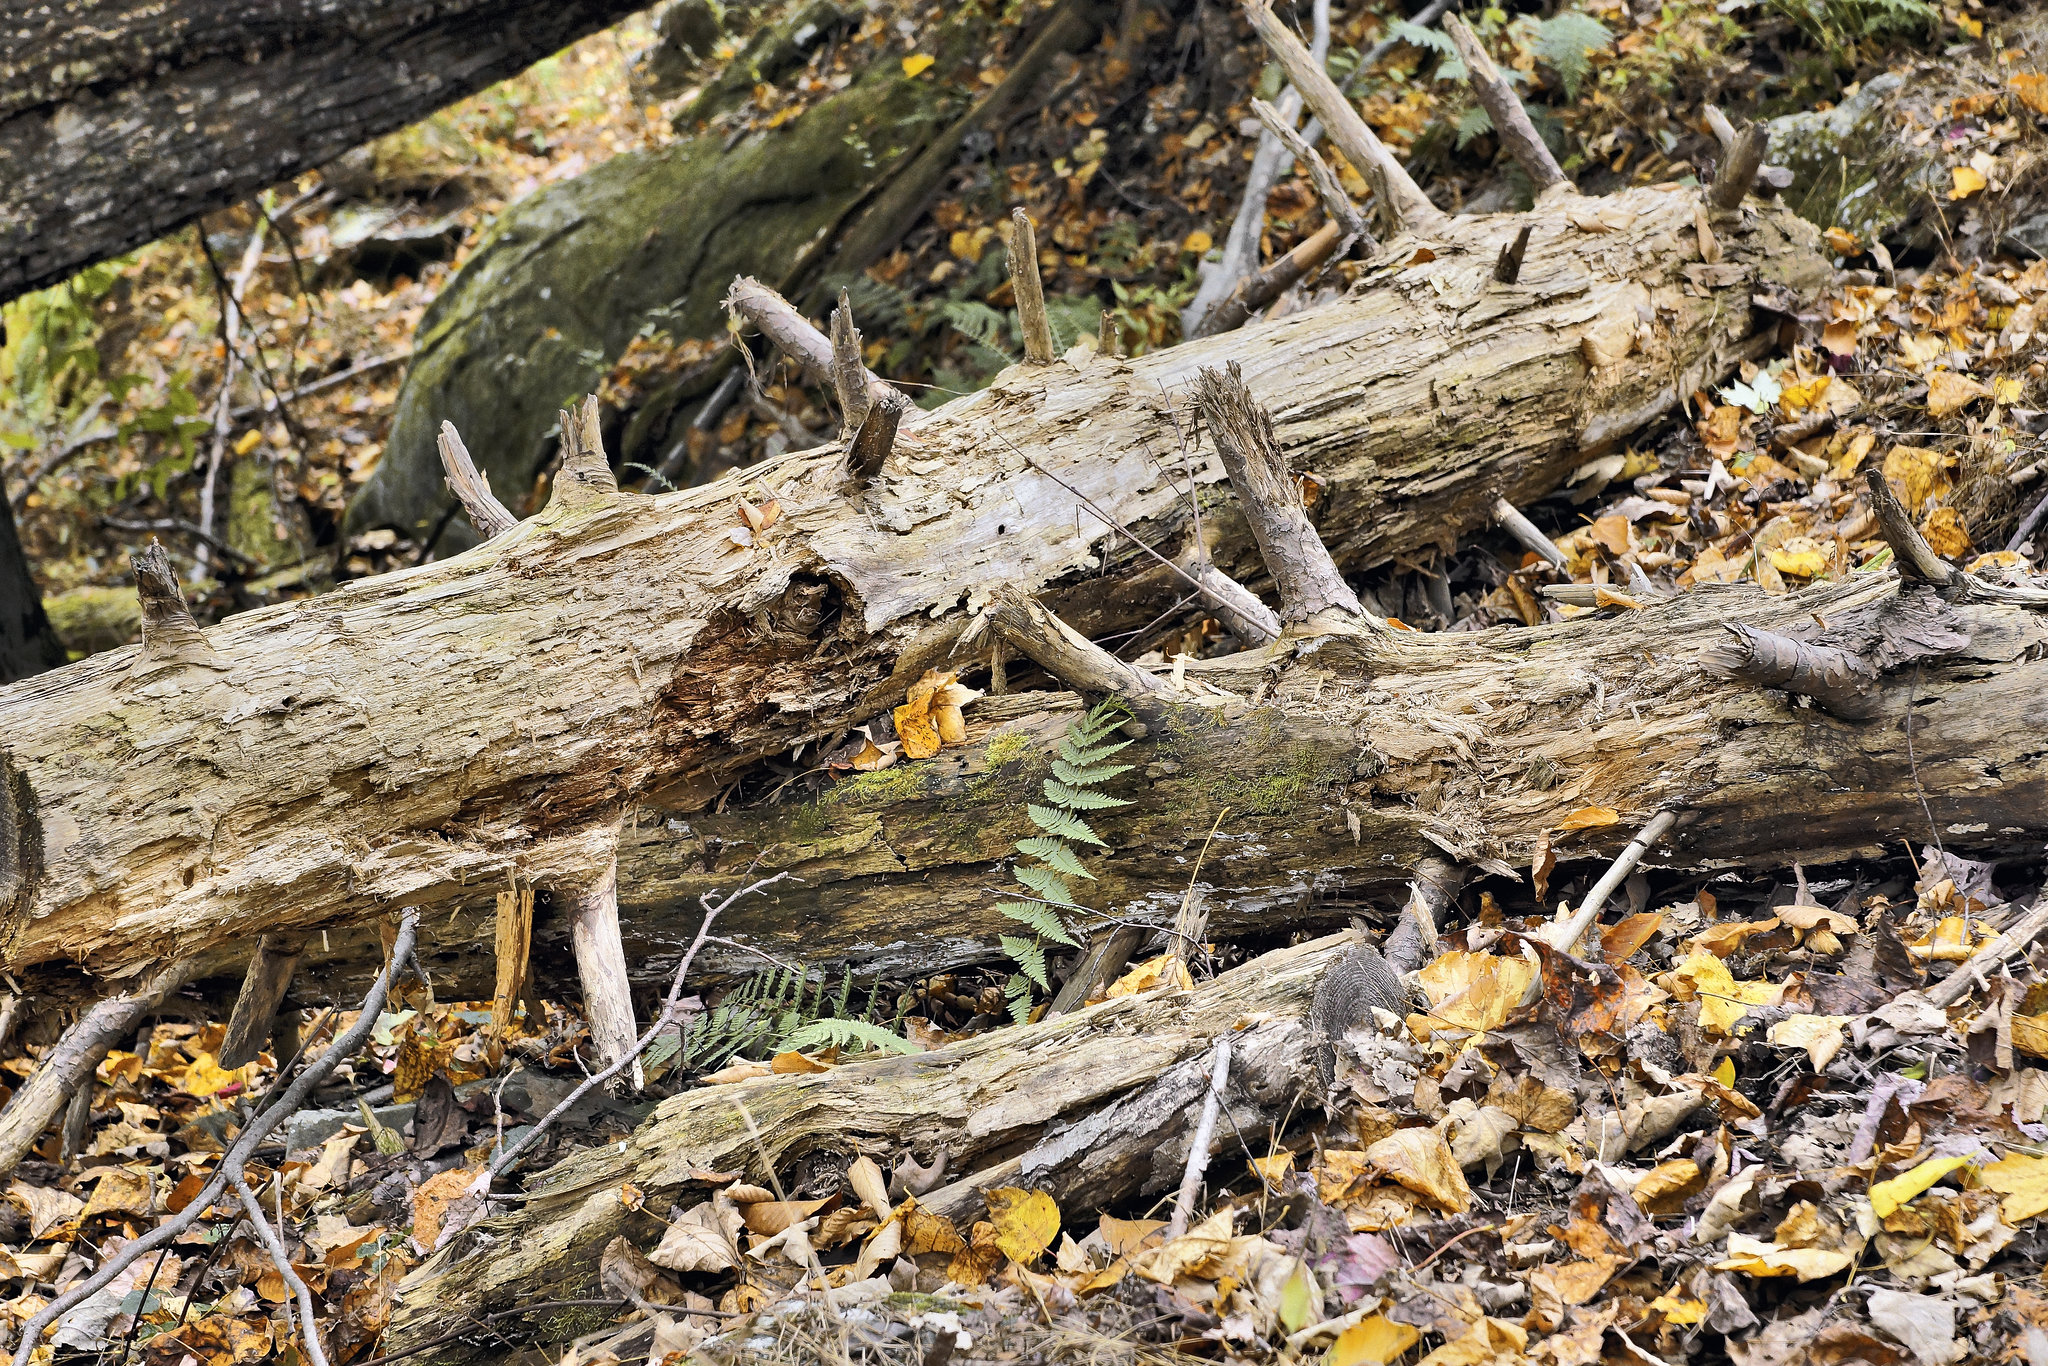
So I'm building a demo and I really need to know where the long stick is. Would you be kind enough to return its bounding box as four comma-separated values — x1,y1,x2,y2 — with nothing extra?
1167,1036,1232,1239
1537,810,1677,955
11,910,421,1366
232,1169,329,1366
1926,894,2048,1008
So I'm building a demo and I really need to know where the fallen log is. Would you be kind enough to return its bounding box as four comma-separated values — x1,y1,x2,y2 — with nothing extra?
0,179,1828,992
389,928,1358,1362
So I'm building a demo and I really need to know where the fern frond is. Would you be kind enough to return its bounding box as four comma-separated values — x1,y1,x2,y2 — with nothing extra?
1534,11,1611,97
779,1017,918,1055
1001,936,1050,989
1017,837,1093,878
1059,735,1135,768
1043,778,1133,810
1052,758,1136,788
998,901,1080,946
1013,863,1074,904
1029,804,1107,847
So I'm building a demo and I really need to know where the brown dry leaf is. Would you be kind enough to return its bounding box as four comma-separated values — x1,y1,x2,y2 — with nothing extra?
946,1219,1006,1286
391,1030,439,1104
80,1165,155,1221
1601,912,1663,961
172,1313,275,1365
1588,514,1631,555
1363,1128,1472,1214
1250,1151,1296,1189
1592,586,1642,610
8,1180,83,1238
1533,1251,1623,1305
167,1171,209,1214
411,1167,478,1249
738,1197,829,1236
1927,370,1992,417
896,1197,966,1256
984,1185,1060,1264
2014,1014,2048,1059
1633,1159,1706,1214
1531,832,1556,904
1099,1215,1168,1257
1416,1317,1528,1366
1832,427,1877,479
1699,404,1745,458
769,1050,832,1074
1690,916,1780,956
1486,1074,1577,1132
1715,1232,1856,1280
1822,318,1861,356
1823,226,1860,256
651,1195,743,1273
701,1059,774,1084
845,1155,891,1220
1768,1013,1854,1070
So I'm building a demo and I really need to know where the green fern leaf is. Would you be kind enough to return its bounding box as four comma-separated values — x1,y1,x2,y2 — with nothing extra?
1052,758,1135,788
1029,804,1107,847
1534,11,1610,98
778,1017,918,1055
1043,778,1132,810
1012,863,1074,904
998,901,1079,946
1017,837,1093,878
1002,936,1051,989
1004,976,1033,1024
1059,735,1135,768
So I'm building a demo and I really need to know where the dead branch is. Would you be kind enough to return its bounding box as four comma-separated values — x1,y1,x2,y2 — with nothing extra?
439,422,518,539
1005,209,1058,364
1443,15,1569,194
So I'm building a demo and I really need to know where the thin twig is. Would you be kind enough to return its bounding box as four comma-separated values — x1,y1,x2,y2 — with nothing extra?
1166,1037,1232,1239
231,1169,328,1366
486,873,791,1180
11,911,421,1366
1538,811,1678,955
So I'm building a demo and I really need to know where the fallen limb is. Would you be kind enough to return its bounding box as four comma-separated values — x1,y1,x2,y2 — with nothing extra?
389,931,1353,1362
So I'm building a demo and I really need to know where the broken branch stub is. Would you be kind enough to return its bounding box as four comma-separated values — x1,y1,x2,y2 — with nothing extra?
1709,122,1769,214
132,540,215,667
1708,622,1879,720
1194,221,1349,339
438,422,518,540
829,289,872,441
1194,363,1369,624
1494,223,1533,284
1247,97,1372,248
1243,0,1445,235
1005,209,1058,364
971,588,1166,698
1443,15,1569,194
218,933,307,1069
567,849,642,1091
550,394,618,510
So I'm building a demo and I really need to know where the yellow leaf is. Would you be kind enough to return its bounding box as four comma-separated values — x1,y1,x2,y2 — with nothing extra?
1995,376,2026,404
1823,226,1860,256
984,1186,1060,1263
1671,950,1777,1033
1417,952,1537,1033
1650,1295,1707,1325
180,1052,252,1099
1870,1154,1972,1217
1250,1152,1296,1189
1712,1057,1736,1087
1949,165,1987,199
1882,445,1952,515
1927,370,1992,417
1714,1233,1854,1281
1831,428,1876,480
233,428,263,456
1558,805,1620,831
902,53,935,77
1106,953,1193,998
1417,1318,1527,1366
1329,1315,1420,1366
2012,71,2048,116
2013,1013,2048,1059
1767,538,1830,578
1363,1127,1471,1214
1980,1152,2048,1223
1779,375,1832,412
1921,505,1971,559
1182,230,1214,255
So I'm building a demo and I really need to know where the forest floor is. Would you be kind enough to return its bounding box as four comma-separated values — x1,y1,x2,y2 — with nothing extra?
6,1,2048,1364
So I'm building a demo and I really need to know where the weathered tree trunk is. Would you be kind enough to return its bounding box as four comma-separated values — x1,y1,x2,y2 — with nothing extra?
0,189,1829,995
0,0,645,301
390,930,1355,1362
0,494,66,684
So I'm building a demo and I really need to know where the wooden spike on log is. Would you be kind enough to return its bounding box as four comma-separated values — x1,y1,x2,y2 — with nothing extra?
131,541,216,667
1194,363,1370,624
390,933,1355,1361
567,846,641,1090
1244,0,1445,235
1247,98,1373,249
1046,925,1144,1015
1175,544,1282,646
847,388,910,481
1709,122,1769,214
1493,496,1568,570
550,394,617,508
1494,224,1533,285
724,276,902,414
491,883,535,1039
1443,15,1570,195
1006,209,1058,364
217,934,306,1069
438,422,518,540
969,588,1167,697
0,958,195,1179
1098,309,1120,357
829,289,872,441
1192,221,1348,339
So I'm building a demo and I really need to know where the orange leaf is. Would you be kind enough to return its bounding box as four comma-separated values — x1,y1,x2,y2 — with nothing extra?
1557,806,1620,831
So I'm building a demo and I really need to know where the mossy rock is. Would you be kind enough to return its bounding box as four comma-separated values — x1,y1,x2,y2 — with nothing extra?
346,8,980,553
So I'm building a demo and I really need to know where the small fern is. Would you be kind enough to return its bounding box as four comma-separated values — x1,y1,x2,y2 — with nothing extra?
995,701,1135,1022
1532,11,1612,98
937,299,1018,367
779,1016,918,1055
660,963,904,1074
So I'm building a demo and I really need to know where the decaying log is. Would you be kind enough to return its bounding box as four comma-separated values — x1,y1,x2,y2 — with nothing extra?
390,931,1355,1362
2,188,1827,992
